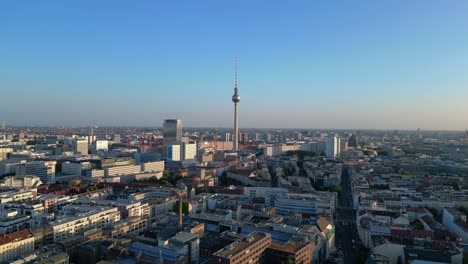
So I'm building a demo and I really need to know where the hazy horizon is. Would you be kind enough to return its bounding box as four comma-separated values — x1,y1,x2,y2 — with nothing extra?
2,1,468,130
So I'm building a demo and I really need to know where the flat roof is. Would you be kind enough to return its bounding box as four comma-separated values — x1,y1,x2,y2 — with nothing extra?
268,241,311,254
214,232,269,258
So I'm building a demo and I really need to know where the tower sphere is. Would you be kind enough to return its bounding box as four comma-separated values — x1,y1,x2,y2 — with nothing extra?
232,94,240,103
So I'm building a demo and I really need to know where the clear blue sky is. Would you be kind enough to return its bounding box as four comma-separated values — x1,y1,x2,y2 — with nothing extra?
1,1,467,130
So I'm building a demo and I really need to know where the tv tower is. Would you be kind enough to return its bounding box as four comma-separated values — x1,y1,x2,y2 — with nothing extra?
232,58,240,151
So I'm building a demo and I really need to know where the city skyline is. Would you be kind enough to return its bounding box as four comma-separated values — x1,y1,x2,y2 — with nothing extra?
2,1,468,130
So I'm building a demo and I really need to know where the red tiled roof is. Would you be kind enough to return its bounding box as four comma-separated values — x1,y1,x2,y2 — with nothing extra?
0,229,33,246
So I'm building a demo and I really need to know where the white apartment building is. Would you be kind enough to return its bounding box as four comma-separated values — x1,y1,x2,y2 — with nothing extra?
49,207,121,241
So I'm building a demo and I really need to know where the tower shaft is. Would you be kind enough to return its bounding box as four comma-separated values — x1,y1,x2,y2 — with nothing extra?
234,103,239,150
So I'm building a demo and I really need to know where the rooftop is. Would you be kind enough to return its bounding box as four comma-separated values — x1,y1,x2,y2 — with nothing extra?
268,241,312,253
0,229,33,246
213,232,270,258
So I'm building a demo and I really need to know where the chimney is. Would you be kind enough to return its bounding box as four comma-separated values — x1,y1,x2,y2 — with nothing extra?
178,193,183,231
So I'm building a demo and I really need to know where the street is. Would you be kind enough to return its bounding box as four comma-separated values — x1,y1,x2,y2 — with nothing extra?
335,166,359,264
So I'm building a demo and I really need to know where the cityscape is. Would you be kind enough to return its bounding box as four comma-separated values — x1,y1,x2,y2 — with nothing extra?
2,1,468,264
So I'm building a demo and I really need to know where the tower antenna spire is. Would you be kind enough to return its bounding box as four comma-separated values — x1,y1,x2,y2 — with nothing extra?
235,57,238,90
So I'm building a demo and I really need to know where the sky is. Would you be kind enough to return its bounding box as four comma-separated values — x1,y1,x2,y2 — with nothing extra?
1,1,468,130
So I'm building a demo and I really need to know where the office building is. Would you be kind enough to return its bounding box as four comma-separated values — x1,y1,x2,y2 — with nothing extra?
212,232,272,264
73,138,88,155
183,142,197,160
275,193,334,217
167,144,182,161
164,119,183,144
225,133,231,142
94,140,108,151
141,161,165,173
24,161,57,184
167,142,197,161
1,120,5,130
112,134,121,144
326,136,339,159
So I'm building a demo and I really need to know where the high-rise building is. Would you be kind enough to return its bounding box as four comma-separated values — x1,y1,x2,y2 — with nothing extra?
167,142,197,161
326,136,339,159
88,126,95,145
112,134,121,144
163,119,182,144
295,132,303,141
73,138,88,155
1,120,5,130
336,136,341,157
167,144,182,161
24,161,57,184
231,58,240,151
225,133,231,142
242,132,248,144
183,142,197,160
255,132,260,141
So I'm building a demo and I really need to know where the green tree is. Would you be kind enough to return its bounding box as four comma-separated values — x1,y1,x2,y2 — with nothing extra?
414,219,424,230
163,169,171,178
172,201,189,215
148,176,158,182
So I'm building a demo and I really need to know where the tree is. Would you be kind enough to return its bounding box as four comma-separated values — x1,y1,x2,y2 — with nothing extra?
172,201,189,215
163,169,171,178
160,179,171,186
413,219,424,230
148,176,158,182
